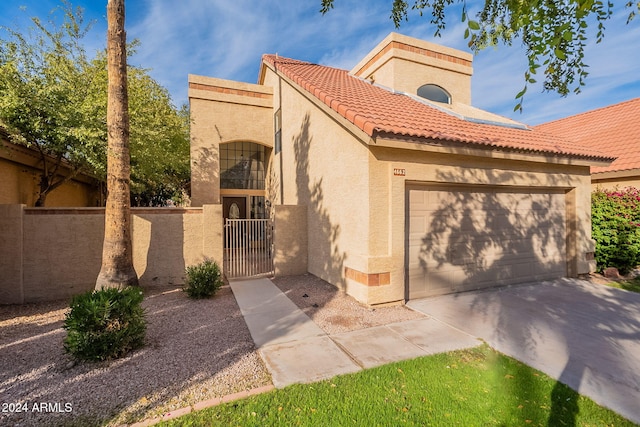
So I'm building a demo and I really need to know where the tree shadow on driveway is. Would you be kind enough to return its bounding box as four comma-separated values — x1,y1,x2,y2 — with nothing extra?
408,279,640,425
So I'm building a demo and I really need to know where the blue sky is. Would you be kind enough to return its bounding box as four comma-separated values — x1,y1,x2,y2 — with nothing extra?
1,0,638,125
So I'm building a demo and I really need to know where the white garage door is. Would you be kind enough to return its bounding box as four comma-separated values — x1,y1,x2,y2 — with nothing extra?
407,185,567,299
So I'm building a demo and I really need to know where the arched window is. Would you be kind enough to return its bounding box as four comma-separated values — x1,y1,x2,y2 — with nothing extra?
220,141,266,190
417,84,451,104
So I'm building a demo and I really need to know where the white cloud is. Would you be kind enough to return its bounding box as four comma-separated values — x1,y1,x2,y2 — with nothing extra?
469,4,640,124
1,0,638,118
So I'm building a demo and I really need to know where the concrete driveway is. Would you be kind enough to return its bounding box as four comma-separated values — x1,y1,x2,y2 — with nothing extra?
407,278,640,424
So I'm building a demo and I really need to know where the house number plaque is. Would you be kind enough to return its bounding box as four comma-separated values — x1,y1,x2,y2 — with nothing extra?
393,168,406,176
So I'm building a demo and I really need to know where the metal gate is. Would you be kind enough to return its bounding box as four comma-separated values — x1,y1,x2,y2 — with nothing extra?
224,218,274,278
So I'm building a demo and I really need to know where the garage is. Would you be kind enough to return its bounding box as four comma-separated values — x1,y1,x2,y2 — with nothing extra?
407,184,567,299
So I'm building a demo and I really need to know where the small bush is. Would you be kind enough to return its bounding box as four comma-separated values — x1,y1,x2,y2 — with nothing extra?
592,187,640,274
183,259,223,298
63,287,146,361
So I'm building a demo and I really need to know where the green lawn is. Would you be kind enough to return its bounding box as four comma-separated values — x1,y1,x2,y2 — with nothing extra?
160,346,635,427
606,276,640,293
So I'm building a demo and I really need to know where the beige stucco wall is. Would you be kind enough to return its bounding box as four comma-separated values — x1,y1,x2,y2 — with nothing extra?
273,205,308,276
0,145,101,207
1,205,223,304
0,204,24,304
131,208,222,287
592,177,640,191
189,75,273,206
350,33,473,105
369,53,472,104
270,66,373,291
263,61,597,306
356,145,595,305
261,67,283,207
21,208,105,302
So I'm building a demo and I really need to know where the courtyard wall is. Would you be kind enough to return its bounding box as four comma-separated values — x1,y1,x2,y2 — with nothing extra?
0,204,223,304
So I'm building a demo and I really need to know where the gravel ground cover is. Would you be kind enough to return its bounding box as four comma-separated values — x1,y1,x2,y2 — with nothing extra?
272,274,425,334
0,285,271,427
1,274,426,426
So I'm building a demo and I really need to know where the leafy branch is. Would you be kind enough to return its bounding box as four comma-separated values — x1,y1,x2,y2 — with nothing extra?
321,0,636,111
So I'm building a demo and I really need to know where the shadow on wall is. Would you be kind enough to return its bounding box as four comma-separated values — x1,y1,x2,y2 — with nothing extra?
137,213,186,287
293,113,346,288
267,152,280,209
191,140,219,205
417,182,567,294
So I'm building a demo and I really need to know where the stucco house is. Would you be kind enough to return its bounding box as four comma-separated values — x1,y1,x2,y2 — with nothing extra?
0,129,103,207
536,97,640,190
189,32,613,306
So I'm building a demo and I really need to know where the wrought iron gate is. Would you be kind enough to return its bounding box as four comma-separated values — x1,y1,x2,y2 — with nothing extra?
224,218,274,278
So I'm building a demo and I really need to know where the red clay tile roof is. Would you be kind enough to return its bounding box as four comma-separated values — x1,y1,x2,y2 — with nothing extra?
536,98,640,174
262,54,613,162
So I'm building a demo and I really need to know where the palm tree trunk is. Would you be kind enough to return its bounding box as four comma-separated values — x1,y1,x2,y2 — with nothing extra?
95,0,138,289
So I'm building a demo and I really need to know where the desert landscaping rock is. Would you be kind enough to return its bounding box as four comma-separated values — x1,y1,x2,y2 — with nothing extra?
272,274,425,334
0,285,271,426
2,274,428,426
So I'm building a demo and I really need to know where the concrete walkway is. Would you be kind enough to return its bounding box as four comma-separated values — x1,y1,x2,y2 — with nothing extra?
231,277,640,424
229,277,479,388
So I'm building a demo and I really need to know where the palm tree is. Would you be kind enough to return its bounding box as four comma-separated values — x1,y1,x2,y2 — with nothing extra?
95,0,138,289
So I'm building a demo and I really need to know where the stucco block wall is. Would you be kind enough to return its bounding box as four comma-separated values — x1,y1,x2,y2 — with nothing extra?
0,205,223,304
273,205,308,276
22,209,105,301
189,75,273,206
0,204,24,304
131,208,222,287
0,155,100,207
202,204,224,267
274,70,372,291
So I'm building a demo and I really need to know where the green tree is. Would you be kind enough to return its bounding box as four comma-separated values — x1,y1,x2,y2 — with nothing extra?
0,2,190,207
83,52,190,206
0,2,103,206
127,69,190,206
321,0,640,111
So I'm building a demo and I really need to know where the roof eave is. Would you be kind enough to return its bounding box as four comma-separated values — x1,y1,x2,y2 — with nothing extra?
592,168,640,180
372,131,615,167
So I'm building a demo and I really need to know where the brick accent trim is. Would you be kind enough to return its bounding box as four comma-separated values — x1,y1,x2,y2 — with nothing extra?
345,267,390,286
189,82,272,99
354,41,472,77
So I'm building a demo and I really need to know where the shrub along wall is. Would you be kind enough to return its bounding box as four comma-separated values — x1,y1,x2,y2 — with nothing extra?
592,187,640,274
0,204,223,304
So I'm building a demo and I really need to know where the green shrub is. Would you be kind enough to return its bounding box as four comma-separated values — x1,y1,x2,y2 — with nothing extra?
592,187,640,274
63,287,146,361
183,259,223,298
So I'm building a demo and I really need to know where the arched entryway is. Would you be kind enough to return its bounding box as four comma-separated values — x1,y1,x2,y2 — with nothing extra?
220,141,269,220
220,141,273,278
